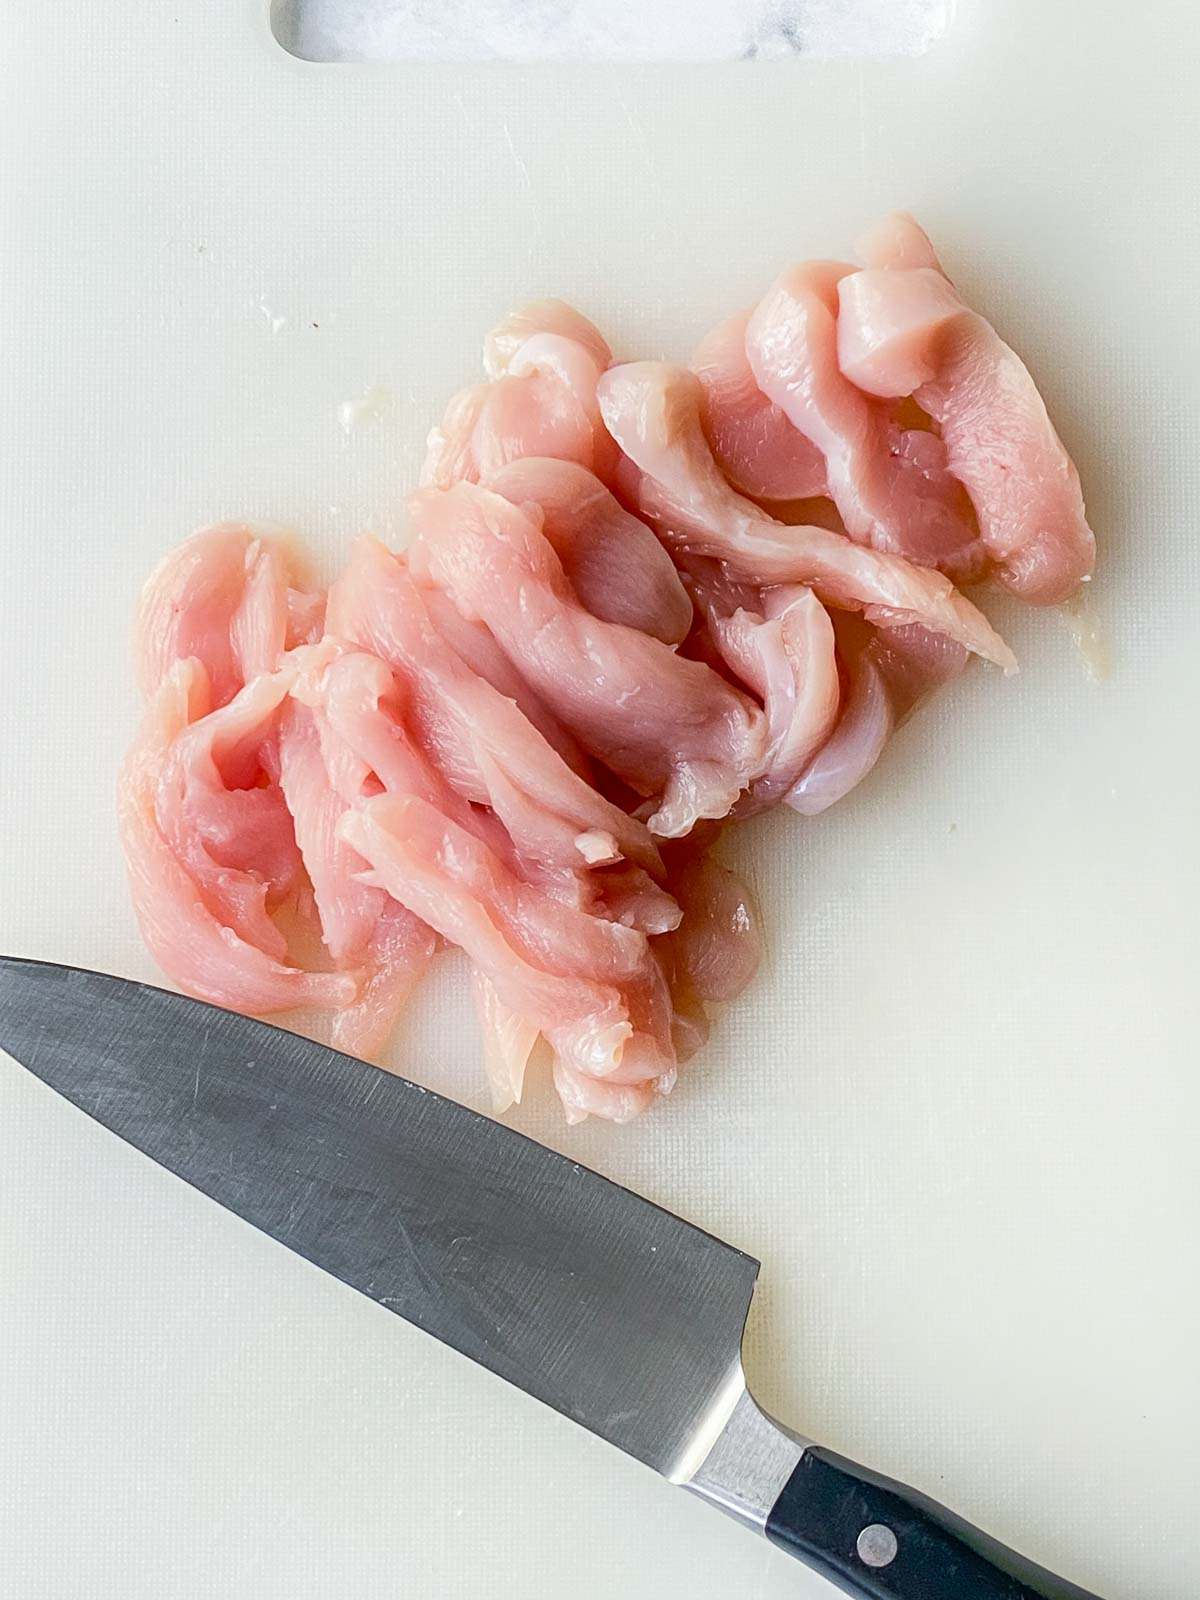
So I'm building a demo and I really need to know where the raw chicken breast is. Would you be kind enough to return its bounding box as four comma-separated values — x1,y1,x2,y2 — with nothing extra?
865,615,970,717
336,904,439,1062
485,457,693,645
836,216,1096,604
119,658,353,1016
136,523,317,705
665,850,761,1006
121,217,1096,1123
643,839,761,1078
597,362,1015,670
472,969,541,1113
153,653,312,961
692,309,827,502
551,1058,666,1126
276,679,438,1060
483,299,612,380
424,304,616,489
419,584,590,773
326,536,664,880
341,793,677,1087
588,863,682,935
745,263,985,580
856,212,945,273
421,370,600,489
687,563,842,813
408,482,768,836
788,616,968,814
786,648,893,816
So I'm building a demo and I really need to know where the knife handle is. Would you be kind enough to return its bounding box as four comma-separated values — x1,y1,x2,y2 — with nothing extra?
765,1446,1105,1600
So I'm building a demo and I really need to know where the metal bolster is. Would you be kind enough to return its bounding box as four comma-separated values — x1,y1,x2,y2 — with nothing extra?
682,1382,809,1533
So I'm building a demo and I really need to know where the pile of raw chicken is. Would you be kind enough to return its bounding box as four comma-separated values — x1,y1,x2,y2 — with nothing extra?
120,215,1095,1122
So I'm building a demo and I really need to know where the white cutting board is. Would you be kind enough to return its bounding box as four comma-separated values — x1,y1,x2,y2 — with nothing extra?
1,2,1198,1596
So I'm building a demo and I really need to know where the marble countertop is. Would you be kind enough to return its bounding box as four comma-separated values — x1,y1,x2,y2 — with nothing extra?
273,0,948,63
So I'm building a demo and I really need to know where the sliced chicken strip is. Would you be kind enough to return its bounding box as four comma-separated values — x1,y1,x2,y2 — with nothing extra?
687,562,841,813
666,852,762,1006
591,863,681,936
866,615,970,715
277,685,439,1060
422,362,601,488
645,840,760,1074
305,653,677,1082
409,482,768,837
336,902,439,1062
504,331,620,483
230,538,307,679
119,658,353,1016
422,373,576,488
298,649,486,829
786,652,893,816
136,524,317,705
294,646,522,885
419,584,590,773
856,211,946,273
341,793,676,1086
472,969,541,1113
552,1059,664,1125
154,653,317,961
326,537,663,878
276,700,376,956
745,264,984,579
787,615,968,815
424,304,616,488
692,308,827,502
837,218,1096,604
598,362,1015,671
486,457,693,645
483,299,612,380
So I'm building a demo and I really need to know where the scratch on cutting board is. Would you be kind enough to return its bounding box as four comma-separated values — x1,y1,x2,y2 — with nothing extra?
613,84,677,265
501,120,548,244
615,85,663,192
856,65,868,183
748,1540,788,1597
451,89,473,134
502,120,534,193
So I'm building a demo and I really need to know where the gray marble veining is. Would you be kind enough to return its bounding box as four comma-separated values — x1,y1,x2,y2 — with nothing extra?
273,0,949,64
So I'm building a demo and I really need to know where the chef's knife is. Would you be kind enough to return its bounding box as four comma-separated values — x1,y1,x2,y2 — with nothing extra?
0,958,1105,1599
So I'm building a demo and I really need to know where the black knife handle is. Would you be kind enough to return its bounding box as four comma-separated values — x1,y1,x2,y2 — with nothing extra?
765,1447,1105,1600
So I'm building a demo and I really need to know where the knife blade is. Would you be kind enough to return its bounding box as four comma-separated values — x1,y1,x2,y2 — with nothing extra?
0,958,1106,1600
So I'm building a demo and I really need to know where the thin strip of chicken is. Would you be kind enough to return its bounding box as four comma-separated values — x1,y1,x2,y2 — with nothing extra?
408,481,768,837
326,536,663,877
597,361,1016,671
837,214,1096,604
745,263,985,580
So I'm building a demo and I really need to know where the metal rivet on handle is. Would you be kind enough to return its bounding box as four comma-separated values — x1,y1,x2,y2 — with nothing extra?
856,1524,899,1568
